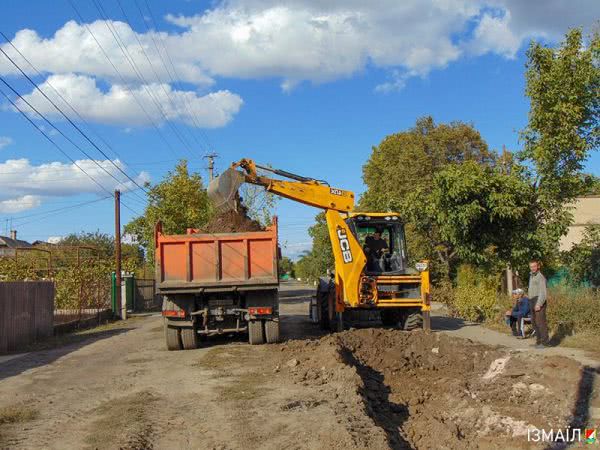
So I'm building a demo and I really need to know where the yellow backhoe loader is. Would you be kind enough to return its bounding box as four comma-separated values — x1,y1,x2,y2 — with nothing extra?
208,158,431,331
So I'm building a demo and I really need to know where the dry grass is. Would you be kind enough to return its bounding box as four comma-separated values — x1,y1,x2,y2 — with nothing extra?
85,391,157,450
0,405,38,425
216,373,269,402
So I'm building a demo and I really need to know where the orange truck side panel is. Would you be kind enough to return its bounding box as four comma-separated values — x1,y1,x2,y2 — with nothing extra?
155,218,279,290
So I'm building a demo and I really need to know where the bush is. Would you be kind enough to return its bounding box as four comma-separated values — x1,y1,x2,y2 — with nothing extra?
545,287,600,334
444,265,500,322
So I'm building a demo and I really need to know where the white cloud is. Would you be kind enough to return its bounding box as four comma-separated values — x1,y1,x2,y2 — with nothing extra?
0,136,13,149
0,20,213,86
47,236,63,244
469,11,522,58
0,195,42,213
16,74,243,128
375,70,408,94
0,0,597,96
0,158,150,212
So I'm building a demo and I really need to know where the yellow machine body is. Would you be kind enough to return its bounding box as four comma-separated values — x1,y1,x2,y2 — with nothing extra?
208,159,431,328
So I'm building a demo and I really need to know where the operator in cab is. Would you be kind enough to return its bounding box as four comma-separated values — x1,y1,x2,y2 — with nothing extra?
364,228,388,271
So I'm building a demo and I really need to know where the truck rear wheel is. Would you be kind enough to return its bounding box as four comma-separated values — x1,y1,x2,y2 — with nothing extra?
164,320,182,351
181,326,199,350
264,319,280,344
404,311,423,331
248,320,265,345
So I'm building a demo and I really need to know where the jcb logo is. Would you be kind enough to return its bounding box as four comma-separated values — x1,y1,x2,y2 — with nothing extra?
337,228,353,263
330,188,343,196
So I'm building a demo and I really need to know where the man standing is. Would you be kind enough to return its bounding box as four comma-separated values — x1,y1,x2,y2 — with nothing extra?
528,260,549,348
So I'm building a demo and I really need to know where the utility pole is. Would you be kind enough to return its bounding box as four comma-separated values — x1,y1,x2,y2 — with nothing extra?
115,190,124,319
204,153,218,181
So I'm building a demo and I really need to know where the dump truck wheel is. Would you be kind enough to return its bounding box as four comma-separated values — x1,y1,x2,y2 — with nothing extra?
404,311,423,331
164,320,182,351
248,320,265,345
181,326,199,350
264,319,280,344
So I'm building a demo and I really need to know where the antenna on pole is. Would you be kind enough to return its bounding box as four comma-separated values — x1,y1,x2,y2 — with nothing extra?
204,152,219,181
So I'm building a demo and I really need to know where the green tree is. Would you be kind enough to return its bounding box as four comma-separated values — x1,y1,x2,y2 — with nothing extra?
279,256,295,277
563,225,600,286
59,231,143,263
404,161,538,276
361,116,495,212
360,116,497,278
294,212,333,282
520,28,600,257
125,161,213,260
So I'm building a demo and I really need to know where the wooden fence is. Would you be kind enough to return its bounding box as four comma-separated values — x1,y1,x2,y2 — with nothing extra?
0,281,54,353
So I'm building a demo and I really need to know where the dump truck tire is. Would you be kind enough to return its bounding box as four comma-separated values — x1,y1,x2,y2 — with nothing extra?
264,319,280,344
164,320,182,351
181,327,198,350
248,320,265,345
404,311,423,331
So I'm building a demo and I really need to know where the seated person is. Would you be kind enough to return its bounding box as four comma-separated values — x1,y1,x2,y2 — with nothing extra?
364,228,389,271
504,288,530,337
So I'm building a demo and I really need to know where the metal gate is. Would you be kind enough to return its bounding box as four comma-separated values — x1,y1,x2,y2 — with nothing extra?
134,278,160,312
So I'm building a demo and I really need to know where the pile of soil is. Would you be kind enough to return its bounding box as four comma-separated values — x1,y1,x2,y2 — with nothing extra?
277,329,581,449
200,208,264,233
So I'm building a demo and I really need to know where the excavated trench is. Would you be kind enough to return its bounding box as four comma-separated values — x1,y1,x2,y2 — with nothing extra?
279,329,583,449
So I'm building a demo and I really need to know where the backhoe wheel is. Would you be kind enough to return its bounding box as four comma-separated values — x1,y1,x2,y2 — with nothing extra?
264,319,280,344
248,320,265,345
317,291,330,330
164,320,182,351
380,309,403,327
404,311,423,331
181,326,199,350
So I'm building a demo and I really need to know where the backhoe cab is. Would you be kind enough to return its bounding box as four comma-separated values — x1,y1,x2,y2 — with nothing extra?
208,159,431,332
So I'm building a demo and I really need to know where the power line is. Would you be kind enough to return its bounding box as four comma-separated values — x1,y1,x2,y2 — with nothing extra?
0,74,140,197
0,86,113,196
0,85,144,218
67,0,183,160
115,0,207,156
91,0,197,159
10,196,113,224
0,43,149,196
135,0,213,154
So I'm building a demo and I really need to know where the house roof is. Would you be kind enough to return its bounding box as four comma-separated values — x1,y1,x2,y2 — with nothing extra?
0,236,32,248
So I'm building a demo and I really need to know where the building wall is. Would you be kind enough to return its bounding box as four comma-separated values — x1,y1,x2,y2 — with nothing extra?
560,196,600,251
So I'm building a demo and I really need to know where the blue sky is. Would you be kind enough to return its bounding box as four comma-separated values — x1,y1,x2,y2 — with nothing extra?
0,1,598,258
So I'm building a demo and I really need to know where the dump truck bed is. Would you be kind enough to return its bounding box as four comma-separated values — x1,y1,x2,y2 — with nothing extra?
155,218,279,294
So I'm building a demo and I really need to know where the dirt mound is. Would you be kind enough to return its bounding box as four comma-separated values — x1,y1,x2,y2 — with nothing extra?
200,208,264,233
278,329,581,449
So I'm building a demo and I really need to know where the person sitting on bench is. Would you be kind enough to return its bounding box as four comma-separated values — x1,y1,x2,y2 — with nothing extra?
505,288,530,337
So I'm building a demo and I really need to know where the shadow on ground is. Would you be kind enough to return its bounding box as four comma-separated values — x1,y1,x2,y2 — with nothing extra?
0,328,133,382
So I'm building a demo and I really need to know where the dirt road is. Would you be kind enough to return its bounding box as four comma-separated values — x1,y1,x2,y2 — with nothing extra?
1,281,598,449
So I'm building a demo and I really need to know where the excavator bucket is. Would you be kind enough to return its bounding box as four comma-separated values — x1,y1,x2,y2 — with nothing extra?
207,167,245,211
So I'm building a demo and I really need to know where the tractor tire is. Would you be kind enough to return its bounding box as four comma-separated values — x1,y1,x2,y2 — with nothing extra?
318,291,330,330
380,309,403,327
181,326,199,350
248,320,265,345
264,319,280,344
164,320,182,351
404,311,424,331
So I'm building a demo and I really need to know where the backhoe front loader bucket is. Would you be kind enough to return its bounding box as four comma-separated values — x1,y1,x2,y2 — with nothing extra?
207,167,245,211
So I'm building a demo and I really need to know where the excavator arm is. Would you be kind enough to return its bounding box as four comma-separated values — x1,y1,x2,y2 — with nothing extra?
209,158,355,212
208,159,366,308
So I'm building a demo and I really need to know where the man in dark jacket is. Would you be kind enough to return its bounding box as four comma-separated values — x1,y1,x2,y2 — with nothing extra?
528,260,549,348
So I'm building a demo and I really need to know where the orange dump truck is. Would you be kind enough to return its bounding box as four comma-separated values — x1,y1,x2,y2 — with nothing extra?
155,218,280,350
